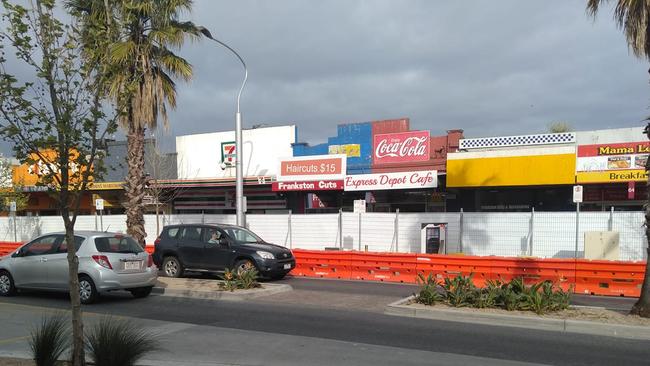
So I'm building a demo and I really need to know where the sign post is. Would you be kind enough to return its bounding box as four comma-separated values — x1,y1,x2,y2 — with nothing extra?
95,198,104,231
573,185,583,258
10,201,16,242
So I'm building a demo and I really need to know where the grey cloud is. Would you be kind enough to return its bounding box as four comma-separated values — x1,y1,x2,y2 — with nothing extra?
2,0,649,155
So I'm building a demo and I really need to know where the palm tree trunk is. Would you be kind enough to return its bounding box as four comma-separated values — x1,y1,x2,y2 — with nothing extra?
631,122,650,317
125,122,147,247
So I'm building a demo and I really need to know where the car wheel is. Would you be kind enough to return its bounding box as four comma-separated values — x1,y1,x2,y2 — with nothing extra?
78,275,98,305
234,259,256,273
129,286,153,299
163,256,183,278
0,270,17,296
270,274,286,281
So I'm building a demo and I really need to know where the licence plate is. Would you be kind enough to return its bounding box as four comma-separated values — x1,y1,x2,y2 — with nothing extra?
124,261,141,270
283,263,292,270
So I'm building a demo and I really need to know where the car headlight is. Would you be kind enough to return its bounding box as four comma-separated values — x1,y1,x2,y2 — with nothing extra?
256,251,275,260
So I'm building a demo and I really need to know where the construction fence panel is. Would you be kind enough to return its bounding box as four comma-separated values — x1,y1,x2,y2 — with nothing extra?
613,212,647,261
247,214,291,248
462,213,531,257
341,213,360,251
359,213,398,252
398,213,461,254
290,214,339,250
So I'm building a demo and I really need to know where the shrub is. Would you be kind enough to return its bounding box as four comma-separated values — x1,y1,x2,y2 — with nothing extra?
219,269,239,292
442,274,475,307
236,267,260,289
473,279,501,309
219,267,260,291
414,273,443,305
29,313,69,366
497,277,524,311
85,317,160,366
416,274,571,315
519,281,548,314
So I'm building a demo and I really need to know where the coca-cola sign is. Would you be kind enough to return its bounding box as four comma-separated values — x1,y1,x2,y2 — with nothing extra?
373,131,430,165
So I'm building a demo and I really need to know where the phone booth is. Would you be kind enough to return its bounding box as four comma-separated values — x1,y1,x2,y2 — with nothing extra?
420,223,447,254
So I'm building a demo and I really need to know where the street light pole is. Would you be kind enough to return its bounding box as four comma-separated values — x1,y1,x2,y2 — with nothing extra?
199,27,248,226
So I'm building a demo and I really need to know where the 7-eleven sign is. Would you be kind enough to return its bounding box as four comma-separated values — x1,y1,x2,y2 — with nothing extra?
221,141,236,167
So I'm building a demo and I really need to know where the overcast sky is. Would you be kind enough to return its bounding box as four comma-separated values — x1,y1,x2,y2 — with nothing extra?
4,1,650,154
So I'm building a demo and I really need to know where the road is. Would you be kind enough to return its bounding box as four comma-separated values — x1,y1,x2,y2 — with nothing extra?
0,277,647,366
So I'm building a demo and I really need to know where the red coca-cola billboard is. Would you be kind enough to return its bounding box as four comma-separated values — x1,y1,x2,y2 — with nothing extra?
373,130,430,165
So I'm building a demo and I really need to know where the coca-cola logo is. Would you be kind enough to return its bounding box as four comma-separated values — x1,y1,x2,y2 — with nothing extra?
373,131,430,164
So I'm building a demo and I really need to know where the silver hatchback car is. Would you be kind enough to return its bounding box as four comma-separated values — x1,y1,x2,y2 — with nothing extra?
0,231,157,304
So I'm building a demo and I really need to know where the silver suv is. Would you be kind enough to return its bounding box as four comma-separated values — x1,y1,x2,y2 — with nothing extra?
0,231,157,304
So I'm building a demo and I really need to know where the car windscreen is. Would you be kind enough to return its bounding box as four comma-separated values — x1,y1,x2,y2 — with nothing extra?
222,227,263,244
94,236,144,254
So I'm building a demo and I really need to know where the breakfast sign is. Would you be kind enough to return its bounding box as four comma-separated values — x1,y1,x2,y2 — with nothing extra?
576,141,649,183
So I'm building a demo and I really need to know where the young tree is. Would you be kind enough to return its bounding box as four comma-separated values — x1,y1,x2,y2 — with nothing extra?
69,0,202,247
0,1,117,364
145,136,180,235
0,155,28,213
587,0,650,317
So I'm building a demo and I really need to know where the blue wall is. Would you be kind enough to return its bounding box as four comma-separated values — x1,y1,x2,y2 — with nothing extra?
293,122,372,174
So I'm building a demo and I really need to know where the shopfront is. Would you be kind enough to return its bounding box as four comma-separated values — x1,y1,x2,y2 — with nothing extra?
172,125,297,214
446,132,577,212
290,118,460,212
575,127,648,211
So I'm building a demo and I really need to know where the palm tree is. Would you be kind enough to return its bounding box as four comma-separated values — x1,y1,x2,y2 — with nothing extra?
587,0,650,317
69,0,201,246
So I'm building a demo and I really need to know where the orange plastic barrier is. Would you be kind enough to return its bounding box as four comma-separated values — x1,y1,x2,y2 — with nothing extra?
349,252,418,283
291,249,647,297
292,250,353,280
0,243,646,297
0,242,21,256
490,257,575,292
575,259,645,297
416,254,492,287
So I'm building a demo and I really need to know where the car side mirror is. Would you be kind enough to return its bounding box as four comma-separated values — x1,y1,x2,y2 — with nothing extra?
12,249,22,258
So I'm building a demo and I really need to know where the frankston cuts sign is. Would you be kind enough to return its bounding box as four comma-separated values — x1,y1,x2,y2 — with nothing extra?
271,180,344,192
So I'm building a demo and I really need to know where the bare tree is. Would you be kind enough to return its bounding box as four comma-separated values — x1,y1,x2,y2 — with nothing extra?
0,1,116,364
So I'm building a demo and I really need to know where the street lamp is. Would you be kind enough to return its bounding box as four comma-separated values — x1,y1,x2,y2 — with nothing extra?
199,27,248,226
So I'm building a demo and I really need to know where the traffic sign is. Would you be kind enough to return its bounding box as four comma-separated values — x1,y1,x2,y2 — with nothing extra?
573,185,583,203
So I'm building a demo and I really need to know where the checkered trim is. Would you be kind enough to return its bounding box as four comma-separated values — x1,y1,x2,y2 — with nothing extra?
459,133,575,150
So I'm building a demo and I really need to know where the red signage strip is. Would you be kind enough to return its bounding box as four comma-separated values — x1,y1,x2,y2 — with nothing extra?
577,142,650,157
373,130,430,165
272,180,344,192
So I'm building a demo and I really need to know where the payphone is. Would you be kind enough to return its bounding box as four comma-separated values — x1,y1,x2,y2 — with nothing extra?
420,223,447,254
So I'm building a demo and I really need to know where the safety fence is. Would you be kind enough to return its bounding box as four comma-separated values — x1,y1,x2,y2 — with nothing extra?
0,242,644,298
290,250,646,297
0,210,647,260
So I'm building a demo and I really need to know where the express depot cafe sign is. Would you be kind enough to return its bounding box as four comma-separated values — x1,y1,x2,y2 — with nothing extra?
344,170,437,191
273,154,346,191
373,130,430,165
576,141,650,183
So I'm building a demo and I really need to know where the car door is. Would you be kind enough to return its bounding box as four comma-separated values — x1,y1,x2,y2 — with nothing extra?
11,235,61,289
46,235,86,289
176,226,206,269
200,228,234,271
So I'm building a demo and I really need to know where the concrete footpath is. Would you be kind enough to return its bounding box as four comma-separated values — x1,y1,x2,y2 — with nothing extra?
0,302,546,366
